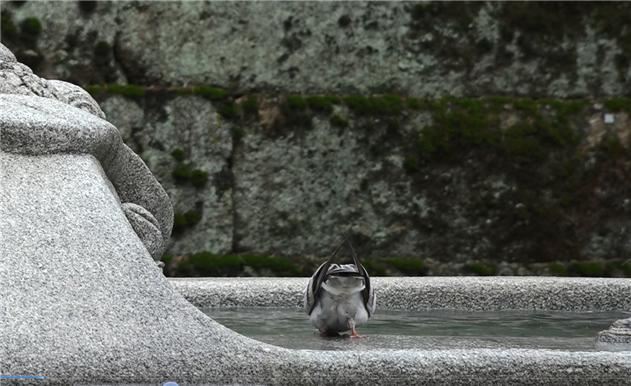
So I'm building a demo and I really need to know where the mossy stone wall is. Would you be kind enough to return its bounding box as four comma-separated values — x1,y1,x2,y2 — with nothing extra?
86,87,631,276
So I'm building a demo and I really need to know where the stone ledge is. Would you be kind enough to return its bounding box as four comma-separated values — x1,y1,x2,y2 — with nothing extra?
169,276,631,311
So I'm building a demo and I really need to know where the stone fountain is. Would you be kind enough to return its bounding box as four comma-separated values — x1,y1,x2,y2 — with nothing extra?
1,42,630,384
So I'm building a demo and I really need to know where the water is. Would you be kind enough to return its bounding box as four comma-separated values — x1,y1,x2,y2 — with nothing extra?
203,308,631,351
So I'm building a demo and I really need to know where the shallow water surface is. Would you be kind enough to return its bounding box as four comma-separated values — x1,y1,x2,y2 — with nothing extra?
204,308,630,351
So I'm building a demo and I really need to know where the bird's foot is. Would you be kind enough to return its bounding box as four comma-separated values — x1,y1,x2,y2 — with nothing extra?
348,319,363,338
350,328,363,338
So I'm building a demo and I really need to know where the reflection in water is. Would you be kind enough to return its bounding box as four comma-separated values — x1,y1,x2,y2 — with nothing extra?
203,308,631,352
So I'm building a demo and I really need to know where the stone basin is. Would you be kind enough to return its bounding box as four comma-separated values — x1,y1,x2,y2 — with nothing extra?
204,307,630,351
2,152,631,384
172,276,631,349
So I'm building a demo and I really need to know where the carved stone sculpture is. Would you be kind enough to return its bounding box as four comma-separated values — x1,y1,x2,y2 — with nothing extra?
0,44,173,259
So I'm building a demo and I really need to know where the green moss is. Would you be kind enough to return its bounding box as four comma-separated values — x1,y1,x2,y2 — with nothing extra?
172,162,193,182
192,86,227,101
20,17,42,40
377,94,404,115
286,95,307,110
161,254,173,264
513,98,539,114
501,114,578,163
417,100,501,160
598,133,626,159
190,169,209,188
330,114,349,128
217,102,239,120
171,148,186,162
242,95,259,116
172,158,209,189
343,95,372,115
449,107,498,145
548,262,568,276
621,260,631,277
104,84,145,98
164,254,631,278
502,123,547,161
93,41,111,66
406,97,433,110
173,209,202,234
544,99,588,117
279,96,312,130
418,123,450,159
403,155,419,174
188,252,243,276
173,252,301,277
544,119,578,147
604,97,631,113
173,87,194,96
361,259,387,276
464,261,497,276
84,85,101,96
344,95,404,116
568,261,606,277
603,260,631,277
384,258,427,275
486,96,513,109
305,95,338,112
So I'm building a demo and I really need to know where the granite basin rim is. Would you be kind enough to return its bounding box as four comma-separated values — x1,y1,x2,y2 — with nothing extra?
169,276,631,311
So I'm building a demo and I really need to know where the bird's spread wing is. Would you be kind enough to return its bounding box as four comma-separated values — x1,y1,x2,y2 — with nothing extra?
304,261,330,315
359,263,376,316
304,238,350,315
348,240,376,317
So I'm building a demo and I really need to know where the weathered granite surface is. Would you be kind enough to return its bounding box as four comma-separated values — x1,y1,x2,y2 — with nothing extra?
2,2,630,97
0,43,173,259
598,318,631,346
170,277,631,311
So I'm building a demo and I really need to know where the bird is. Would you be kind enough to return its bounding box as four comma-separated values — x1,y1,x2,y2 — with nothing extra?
304,238,376,337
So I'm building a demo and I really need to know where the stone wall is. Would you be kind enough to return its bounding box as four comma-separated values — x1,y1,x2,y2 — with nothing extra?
92,90,631,267
2,1,630,97
3,1,631,267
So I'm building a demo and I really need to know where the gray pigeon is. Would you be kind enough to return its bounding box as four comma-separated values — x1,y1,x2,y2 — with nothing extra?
304,239,376,337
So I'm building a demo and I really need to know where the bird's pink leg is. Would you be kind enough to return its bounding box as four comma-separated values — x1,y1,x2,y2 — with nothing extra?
348,319,362,338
